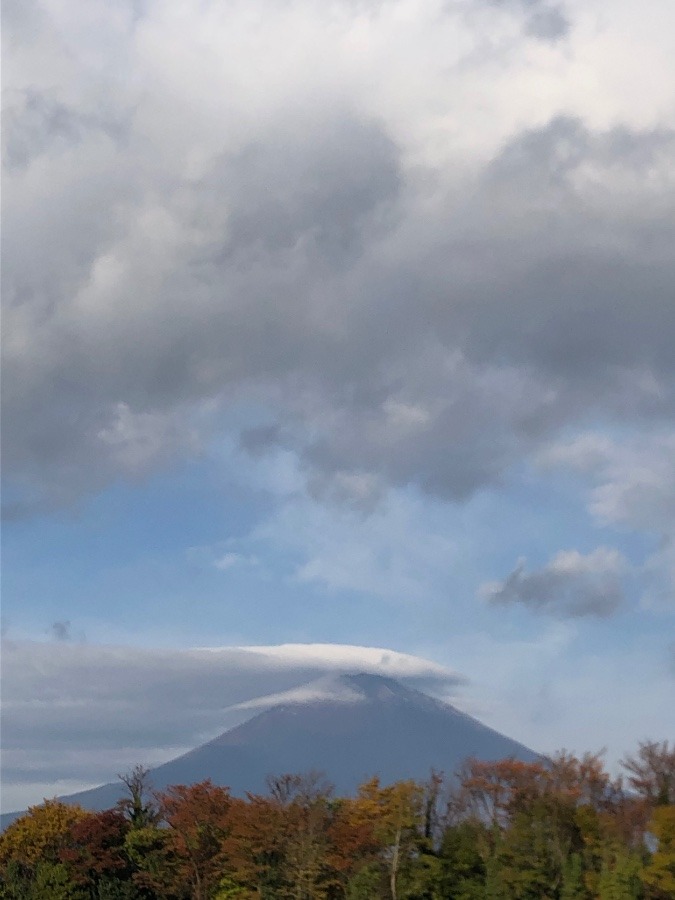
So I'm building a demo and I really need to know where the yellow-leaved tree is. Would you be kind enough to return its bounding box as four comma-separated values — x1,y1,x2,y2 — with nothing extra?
0,800,90,869
347,777,424,900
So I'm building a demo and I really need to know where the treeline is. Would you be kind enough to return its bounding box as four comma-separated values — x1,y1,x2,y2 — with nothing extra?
1,741,674,899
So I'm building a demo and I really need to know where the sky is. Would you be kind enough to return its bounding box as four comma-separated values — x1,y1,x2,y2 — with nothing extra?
2,0,675,812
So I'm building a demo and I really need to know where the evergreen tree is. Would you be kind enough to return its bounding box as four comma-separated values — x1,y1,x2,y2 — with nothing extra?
437,820,487,899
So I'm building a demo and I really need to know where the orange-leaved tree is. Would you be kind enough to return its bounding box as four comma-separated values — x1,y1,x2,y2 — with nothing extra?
158,780,233,900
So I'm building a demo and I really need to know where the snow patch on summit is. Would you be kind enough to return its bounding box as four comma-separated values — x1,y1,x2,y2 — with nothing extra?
228,673,366,713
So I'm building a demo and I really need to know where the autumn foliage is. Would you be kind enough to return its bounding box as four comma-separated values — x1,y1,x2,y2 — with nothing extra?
1,741,674,899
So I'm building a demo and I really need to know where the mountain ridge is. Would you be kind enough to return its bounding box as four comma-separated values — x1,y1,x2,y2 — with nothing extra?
1,672,538,829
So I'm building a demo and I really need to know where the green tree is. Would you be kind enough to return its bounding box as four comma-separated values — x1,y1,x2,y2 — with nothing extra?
598,850,643,900
560,853,586,900
642,806,675,899
124,822,177,898
437,819,487,899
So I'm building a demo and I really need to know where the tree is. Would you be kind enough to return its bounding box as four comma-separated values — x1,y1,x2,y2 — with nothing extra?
437,819,488,899
60,809,132,895
158,780,233,900
0,800,90,870
267,773,337,900
560,853,586,900
597,850,643,900
642,806,675,899
621,742,675,807
224,793,289,897
491,800,568,899
347,778,424,900
1,860,86,900
0,802,91,900
458,758,549,830
455,754,612,899
117,766,160,829
226,772,340,900
123,821,176,899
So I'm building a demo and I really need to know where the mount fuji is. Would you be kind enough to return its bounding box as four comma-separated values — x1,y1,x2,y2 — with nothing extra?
2,673,538,825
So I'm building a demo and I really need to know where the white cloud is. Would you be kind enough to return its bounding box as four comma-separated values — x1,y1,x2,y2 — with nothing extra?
213,552,259,571
539,432,675,530
96,402,200,476
248,487,459,601
539,432,675,607
227,643,457,679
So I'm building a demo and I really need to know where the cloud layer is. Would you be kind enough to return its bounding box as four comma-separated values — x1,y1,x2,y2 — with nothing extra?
3,0,675,518
0,639,462,810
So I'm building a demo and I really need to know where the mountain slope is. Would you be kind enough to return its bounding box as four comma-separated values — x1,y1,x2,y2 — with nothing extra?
2,673,538,824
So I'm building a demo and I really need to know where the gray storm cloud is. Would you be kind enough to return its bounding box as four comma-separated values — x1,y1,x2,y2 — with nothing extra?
3,0,674,517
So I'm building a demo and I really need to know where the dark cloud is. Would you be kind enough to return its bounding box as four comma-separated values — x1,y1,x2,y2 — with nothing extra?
488,0,571,42
524,6,569,41
1,105,404,515
50,620,71,641
2,5,674,518
4,112,675,514
2,89,127,171
214,114,401,266
481,548,628,618
240,424,284,457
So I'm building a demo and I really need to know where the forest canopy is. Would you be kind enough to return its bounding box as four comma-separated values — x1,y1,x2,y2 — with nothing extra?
1,741,674,899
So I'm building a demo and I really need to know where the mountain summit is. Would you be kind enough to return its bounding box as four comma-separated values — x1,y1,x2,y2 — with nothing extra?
2,673,537,823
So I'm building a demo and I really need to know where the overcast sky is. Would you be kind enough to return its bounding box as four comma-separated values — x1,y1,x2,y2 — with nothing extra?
2,0,675,812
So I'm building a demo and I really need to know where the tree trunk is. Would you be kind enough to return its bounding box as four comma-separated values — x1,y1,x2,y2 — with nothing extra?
390,825,401,900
